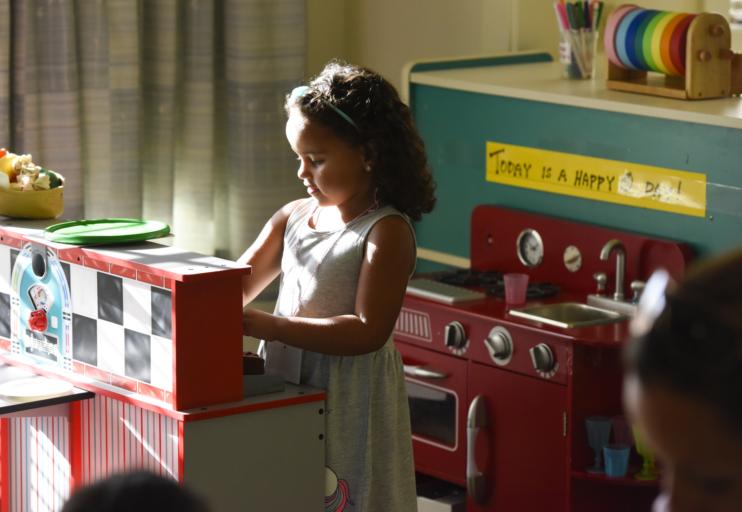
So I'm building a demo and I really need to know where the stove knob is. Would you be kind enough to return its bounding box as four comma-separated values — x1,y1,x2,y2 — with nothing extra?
485,326,512,365
444,321,468,351
529,343,555,373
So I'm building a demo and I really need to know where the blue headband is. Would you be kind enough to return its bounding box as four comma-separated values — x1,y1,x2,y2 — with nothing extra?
289,85,359,131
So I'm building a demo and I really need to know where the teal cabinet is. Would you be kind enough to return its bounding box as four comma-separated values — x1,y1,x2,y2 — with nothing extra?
407,53,742,268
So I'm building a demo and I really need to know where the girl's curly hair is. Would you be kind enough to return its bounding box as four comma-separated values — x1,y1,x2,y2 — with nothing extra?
285,60,436,221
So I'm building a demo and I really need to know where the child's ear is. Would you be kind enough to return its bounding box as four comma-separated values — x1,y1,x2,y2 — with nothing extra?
361,145,375,171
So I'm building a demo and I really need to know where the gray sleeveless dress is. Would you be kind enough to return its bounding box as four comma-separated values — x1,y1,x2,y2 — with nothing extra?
265,198,417,512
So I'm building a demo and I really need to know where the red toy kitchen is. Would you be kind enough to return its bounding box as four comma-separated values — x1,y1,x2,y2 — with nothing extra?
0,222,325,512
396,205,691,511
400,49,742,511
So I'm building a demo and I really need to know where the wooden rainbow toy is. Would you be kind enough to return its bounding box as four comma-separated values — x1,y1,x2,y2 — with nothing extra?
604,5,742,99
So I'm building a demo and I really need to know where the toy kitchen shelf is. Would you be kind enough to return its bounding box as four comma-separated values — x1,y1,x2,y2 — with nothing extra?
0,220,325,512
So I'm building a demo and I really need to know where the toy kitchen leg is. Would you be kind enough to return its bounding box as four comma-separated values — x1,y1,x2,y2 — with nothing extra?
0,362,95,512
1,406,76,512
0,399,93,512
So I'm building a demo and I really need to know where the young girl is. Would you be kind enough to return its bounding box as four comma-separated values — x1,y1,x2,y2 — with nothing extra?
238,61,436,511
624,250,742,512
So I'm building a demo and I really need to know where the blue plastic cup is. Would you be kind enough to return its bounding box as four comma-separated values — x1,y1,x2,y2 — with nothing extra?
585,416,612,473
603,444,630,478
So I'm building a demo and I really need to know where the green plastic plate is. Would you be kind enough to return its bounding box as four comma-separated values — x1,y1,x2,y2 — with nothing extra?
44,218,171,245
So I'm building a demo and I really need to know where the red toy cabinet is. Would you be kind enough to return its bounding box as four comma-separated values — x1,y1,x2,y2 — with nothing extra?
395,205,690,510
0,221,326,511
468,361,567,511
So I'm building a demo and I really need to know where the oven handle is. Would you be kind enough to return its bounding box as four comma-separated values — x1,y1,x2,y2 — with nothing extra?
402,365,448,379
467,394,488,505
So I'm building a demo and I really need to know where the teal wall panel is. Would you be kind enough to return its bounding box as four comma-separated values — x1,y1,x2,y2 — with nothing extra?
412,84,742,263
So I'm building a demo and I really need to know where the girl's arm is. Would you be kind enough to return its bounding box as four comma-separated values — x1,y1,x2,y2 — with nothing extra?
237,200,303,305
243,214,415,355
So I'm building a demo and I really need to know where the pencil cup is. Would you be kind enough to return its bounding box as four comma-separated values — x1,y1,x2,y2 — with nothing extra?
559,28,599,79
559,32,582,79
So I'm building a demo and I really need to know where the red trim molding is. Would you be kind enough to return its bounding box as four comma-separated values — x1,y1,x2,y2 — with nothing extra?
0,418,8,512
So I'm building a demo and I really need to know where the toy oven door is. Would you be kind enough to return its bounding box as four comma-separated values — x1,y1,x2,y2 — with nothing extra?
397,341,468,487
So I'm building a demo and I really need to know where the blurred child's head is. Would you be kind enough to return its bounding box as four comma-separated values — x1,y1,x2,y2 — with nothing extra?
285,60,435,220
61,470,210,512
624,250,742,512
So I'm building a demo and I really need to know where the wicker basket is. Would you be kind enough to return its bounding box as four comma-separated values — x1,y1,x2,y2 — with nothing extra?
0,185,64,219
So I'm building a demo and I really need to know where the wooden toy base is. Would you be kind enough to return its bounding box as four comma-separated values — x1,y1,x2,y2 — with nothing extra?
606,12,738,100
607,68,689,99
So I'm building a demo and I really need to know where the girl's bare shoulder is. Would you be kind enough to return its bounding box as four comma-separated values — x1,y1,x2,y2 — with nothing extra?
365,214,415,262
271,198,311,224
369,213,412,238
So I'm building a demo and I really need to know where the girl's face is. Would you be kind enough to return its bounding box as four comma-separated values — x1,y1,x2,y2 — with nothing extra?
285,109,373,210
624,376,742,512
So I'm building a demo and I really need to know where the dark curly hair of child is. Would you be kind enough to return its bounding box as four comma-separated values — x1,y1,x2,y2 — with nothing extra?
626,249,742,432
285,60,436,221
624,249,742,511
61,470,210,512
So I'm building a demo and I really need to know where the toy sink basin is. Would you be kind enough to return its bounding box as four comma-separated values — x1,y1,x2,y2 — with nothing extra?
509,302,627,329
0,186,64,219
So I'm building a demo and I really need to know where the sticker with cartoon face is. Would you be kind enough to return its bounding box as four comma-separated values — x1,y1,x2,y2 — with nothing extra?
28,283,54,312
618,171,634,195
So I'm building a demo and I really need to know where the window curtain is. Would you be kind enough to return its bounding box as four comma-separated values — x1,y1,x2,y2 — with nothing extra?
0,0,305,258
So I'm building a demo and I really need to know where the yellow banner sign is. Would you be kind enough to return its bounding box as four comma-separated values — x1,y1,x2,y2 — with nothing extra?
485,142,706,217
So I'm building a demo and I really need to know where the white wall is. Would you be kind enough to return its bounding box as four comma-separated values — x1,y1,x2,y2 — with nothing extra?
307,0,513,90
307,0,726,91
348,0,514,89
306,0,351,76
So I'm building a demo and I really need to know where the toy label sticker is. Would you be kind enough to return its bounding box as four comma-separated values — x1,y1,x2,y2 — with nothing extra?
485,141,707,217
28,284,53,311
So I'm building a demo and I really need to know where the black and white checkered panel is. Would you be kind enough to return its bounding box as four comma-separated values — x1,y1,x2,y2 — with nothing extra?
0,243,173,392
70,264,173,391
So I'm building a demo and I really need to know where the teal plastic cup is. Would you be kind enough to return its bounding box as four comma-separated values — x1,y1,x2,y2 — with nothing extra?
603,444,630,478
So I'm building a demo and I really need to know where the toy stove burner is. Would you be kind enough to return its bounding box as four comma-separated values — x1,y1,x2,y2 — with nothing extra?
486,281,560,300
434,269,560,300
435,269,503,287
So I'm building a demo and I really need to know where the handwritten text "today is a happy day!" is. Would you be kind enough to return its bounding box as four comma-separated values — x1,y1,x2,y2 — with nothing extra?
485,142,706,217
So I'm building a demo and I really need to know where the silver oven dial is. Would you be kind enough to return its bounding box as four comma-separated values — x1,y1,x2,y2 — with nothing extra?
444,321,468,354
529,343,556,375
485,326,513,366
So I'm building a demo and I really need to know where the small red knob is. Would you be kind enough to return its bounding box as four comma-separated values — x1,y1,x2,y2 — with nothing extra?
29,309,48,332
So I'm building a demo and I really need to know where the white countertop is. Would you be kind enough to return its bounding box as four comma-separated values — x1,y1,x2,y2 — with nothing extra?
0,363,93,415
410,60,742,129
0,218,250,281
